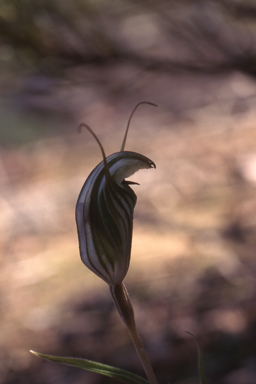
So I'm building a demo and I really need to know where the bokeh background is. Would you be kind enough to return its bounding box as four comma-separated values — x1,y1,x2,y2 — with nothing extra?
1,1,256,383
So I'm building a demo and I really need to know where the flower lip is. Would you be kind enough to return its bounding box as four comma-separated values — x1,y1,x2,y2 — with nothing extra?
107,151,156,186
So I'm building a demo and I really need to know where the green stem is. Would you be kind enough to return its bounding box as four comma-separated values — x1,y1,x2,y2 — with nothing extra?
110,283,159,384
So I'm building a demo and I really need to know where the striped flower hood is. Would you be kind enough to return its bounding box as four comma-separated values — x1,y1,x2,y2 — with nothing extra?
76,151,155,285
76,102,157,286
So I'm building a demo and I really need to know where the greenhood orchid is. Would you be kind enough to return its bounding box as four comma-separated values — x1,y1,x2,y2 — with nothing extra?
75,102,157,286
33,103,160,384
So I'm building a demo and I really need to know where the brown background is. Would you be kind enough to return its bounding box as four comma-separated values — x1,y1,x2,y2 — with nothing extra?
1,2,256,383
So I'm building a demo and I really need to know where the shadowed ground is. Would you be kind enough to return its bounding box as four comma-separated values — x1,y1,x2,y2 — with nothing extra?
1,69,256,384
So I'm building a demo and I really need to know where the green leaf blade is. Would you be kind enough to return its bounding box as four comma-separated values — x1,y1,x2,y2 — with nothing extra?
30,350,150,384
185,332,206,384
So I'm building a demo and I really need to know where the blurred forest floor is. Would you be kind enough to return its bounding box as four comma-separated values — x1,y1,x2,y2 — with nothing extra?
1,65,256,384
1,2,256,382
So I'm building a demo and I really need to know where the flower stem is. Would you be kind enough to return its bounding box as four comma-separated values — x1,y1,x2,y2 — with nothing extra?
110,283,159,384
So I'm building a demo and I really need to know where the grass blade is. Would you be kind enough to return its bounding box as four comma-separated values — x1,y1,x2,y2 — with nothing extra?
185,332,206,384
30,350,150,384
